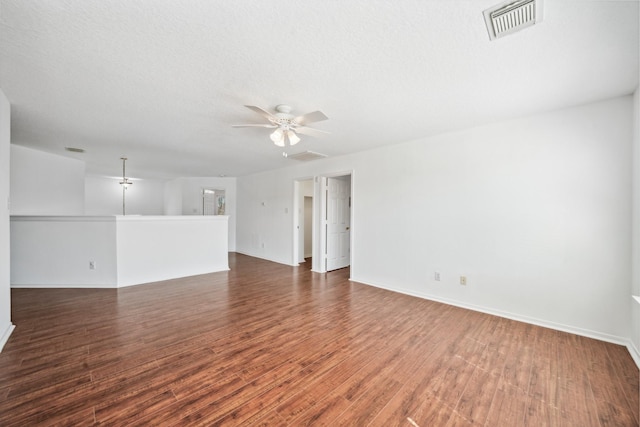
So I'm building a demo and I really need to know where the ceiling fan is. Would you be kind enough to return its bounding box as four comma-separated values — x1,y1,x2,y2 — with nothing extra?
232,104,329,147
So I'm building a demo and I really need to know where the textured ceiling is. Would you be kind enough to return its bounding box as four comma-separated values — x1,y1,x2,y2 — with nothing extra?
1,0,638,179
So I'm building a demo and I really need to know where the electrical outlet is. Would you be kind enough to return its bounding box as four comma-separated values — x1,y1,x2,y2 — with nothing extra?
89,261,96,270
434,272,441,281
460,276,467,285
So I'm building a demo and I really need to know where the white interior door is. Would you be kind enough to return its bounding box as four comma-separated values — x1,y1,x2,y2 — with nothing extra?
326,176,351,271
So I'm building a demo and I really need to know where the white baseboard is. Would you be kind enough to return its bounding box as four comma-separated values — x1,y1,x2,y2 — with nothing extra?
234,250,298,267
0,322,15,352
351,276,640,369
11,283,117,289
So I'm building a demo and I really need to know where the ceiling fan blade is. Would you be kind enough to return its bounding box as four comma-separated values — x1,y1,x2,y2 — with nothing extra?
231,124,277,128
294,126,330,137
294,110,328,125
244,105,277,121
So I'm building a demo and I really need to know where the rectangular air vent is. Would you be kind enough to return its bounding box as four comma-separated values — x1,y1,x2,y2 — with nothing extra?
483,0,543,41
65,147,85,153
286,151,328,162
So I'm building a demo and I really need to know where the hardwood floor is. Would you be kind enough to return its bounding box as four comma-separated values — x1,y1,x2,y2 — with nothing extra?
0,253,638,426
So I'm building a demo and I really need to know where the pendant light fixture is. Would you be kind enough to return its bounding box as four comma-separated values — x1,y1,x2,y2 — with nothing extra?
119,157,133,189
119,157,132,215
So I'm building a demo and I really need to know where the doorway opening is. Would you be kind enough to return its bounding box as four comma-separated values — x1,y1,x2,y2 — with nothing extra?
303,196,313,259
202,188,225,216
293,172,353,273
293,179,314,268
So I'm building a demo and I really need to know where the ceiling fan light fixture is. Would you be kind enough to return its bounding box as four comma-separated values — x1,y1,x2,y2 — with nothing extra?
234,104,329,148
287,130,300,146
270,129,285,147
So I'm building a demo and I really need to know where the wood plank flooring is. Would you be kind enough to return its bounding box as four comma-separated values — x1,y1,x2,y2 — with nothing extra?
0,253,638,426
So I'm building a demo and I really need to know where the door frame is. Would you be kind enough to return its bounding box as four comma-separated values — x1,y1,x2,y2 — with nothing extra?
293,170,355,274
315,171,354,274
292,177,314,266
201,187,226,216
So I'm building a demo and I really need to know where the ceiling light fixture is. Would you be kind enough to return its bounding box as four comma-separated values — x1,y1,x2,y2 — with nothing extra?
287,130,300,146
119,157,133,216
269,127,301,147
119,157,133,189
270,129,285,147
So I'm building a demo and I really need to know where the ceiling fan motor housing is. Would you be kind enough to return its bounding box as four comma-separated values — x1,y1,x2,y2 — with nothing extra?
275,104,292,114
273,105,294,129
272,105,295,129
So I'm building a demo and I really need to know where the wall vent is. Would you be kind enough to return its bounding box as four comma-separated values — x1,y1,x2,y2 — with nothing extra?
483,0,543,41
286,151,328,162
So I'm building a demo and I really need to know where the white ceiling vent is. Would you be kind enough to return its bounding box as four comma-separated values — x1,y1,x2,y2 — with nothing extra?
286,151,328,162
64,147,85,153
483,0,543,41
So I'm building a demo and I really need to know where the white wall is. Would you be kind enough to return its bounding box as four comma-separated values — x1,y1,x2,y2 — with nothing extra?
10,217,118,287
0,89,14,351
632,87,640,364
164,178,183,215
164,177,237,251
238,167,300,264
116,216,229,286
237,96,633,344
10,145,85,215
10,216,229,288
85,175,165,215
